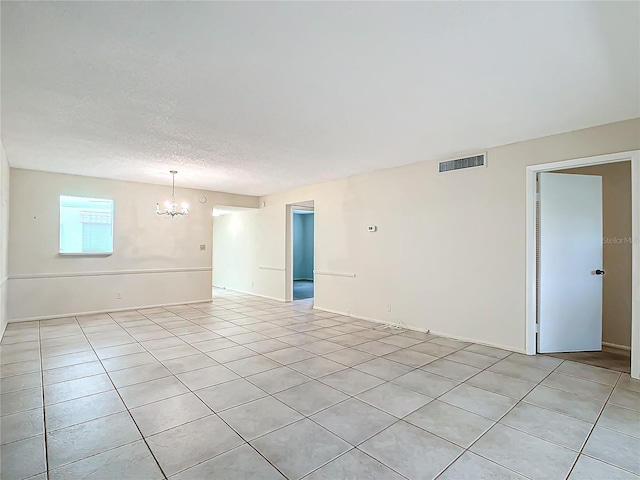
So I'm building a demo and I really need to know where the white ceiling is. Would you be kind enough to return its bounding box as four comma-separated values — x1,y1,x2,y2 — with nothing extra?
2,2,638,196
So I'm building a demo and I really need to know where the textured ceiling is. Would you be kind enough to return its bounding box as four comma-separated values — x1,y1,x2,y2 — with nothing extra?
2,1,638,196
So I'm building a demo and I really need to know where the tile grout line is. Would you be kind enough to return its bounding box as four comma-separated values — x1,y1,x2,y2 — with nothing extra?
197,293,638,477
35,317,526,478
417,355,533,479
300,448,408,480
142,306,311,480
37,318,51,480
295,346,509,480
514,367,637,454
118,305,266,478
563,371,637,478
8,294,637,480
131,303,395,478
167,304,342,480
454,355,632,479
7,332,500,478
122,305,292,480
38,321,146,456
75,311,171,480
430,354,565,480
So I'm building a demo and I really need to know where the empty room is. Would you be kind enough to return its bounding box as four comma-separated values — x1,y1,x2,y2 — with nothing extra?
1,2,639,480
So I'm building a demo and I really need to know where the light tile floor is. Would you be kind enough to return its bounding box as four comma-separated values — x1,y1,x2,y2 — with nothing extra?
1,289,639,480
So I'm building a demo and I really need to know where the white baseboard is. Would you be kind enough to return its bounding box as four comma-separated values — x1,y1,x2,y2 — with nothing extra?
602,341,632,352
8,298,213,323
313,306,525,355
312,306,345,316
213,285,284,303
426,329,527,355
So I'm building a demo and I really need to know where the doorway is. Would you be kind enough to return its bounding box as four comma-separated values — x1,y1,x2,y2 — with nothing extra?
293,209,314,299
286,201,315,302
526,151,640,378
537,163,632,372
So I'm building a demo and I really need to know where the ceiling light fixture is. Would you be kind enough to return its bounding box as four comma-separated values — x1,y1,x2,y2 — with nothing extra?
156,170,188,217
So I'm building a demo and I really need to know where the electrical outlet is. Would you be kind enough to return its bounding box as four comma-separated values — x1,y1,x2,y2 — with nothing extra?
116,292,121,299
200,244,206,251
386,304,391,312
251,281,254,287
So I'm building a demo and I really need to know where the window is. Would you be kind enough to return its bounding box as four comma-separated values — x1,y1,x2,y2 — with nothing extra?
59,195,114,254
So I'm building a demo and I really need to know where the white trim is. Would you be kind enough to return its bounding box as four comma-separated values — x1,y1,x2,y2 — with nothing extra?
7,298,213,323
525,149,639,379
285,204,294,302
424,330,526,355
314,271,356,278
0,276,7,288
59,252,113,257
285,199,315,303
312,306,346,316
9,267,211,281
602,342,632,352
258,266,286,272
632,153,640,378
312,306,524,354
527,151,637,171
212,285,283,302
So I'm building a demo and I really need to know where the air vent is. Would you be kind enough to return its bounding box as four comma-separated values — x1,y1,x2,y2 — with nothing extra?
439,153,486,173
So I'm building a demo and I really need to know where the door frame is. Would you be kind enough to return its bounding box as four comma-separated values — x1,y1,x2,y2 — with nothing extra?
525,150,640,379
285,201,315,302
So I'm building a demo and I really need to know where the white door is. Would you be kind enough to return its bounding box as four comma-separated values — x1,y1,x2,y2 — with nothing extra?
538,172,603,353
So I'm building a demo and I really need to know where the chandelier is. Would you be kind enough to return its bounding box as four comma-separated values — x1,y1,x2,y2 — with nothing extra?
156,170,188,217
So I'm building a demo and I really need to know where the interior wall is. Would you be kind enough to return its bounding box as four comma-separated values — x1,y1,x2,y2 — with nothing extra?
213,210,259,294
8,168,258,321
211,118,639,353
213,208,286,301
293,213,314,280
0,142,10,337
557,161,632,348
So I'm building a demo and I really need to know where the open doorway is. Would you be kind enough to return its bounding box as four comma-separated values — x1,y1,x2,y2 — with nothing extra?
292,208,314,300
536,161,631,373
286,201,315,301
526,150,639,379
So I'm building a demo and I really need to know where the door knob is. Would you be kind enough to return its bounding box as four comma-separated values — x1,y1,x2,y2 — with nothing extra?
595,269,605,275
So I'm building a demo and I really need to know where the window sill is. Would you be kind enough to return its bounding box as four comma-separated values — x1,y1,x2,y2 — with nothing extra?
58,252,113,257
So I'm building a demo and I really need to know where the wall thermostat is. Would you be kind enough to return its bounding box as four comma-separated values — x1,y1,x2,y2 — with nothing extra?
367,226,377,232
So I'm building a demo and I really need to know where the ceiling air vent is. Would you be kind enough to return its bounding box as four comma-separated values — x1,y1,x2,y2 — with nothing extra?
439,153,486,173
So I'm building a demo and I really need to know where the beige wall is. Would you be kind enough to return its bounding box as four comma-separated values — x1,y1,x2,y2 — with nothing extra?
8,169,258,321
213,118,639,353
558,161,632,348
1,142,10,336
